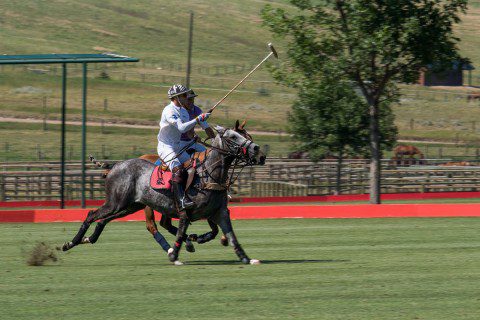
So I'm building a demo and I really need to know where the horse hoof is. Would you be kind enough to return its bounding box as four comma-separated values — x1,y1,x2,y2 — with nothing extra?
241,257,250,264
220,236,228,247
187,234,198,242
62,242,72,252
249,259,261,265
173,260,184,266
81,237,90,244
167,248,177,262
185,240,195,253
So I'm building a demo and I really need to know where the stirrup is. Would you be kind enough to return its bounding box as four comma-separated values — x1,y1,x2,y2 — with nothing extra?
179,197,194,210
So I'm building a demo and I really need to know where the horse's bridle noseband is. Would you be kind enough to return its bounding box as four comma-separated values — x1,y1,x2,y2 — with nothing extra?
197,129,258,191
215,129,257,165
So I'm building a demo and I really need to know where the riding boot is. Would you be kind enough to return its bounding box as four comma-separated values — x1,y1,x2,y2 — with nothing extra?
172,168,194,211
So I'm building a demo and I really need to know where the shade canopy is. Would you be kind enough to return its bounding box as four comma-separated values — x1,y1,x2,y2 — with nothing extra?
0,53,139,65
1,52,139,208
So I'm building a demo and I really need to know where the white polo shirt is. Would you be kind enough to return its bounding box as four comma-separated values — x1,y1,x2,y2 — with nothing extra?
157,102,198,146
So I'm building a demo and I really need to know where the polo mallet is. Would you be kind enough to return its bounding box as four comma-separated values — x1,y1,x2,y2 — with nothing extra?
208,43,278,114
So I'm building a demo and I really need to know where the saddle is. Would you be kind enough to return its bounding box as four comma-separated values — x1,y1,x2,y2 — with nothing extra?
149,151,208,191
150,166,173,190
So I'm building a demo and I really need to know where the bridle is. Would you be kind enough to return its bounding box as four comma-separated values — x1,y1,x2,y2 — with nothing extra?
197,129,258,190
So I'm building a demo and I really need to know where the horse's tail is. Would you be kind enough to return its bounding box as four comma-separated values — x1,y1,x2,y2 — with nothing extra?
89,154,112,169
89,154,114,178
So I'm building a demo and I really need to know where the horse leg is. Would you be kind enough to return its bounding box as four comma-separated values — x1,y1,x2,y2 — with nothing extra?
186,219,227,246
220,234,228,246
189,219,219,244
167,212,190,264
213,209,259,265
145,207,171,252
159,214,195,253
204,219,228,246
82,216,115,245
218,217,228,247
62,202,143,252
87,202,145,244
160,214,178,236
61,204,109,251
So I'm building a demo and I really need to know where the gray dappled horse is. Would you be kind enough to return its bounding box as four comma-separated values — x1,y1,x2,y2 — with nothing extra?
62,122,265,265
137,154,228,253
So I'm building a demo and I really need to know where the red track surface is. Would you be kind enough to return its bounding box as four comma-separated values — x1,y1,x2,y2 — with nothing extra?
1,203,480,223
2,192,480,223
3,191,480,208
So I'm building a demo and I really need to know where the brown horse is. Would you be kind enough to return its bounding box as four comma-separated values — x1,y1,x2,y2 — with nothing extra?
393,144,425,159
288,151,309,159
438,161,472,166
467,93,480,102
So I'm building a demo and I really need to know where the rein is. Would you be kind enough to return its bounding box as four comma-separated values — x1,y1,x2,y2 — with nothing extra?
195,132,255,191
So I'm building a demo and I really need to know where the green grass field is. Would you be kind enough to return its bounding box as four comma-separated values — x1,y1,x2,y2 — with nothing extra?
2,218,480,319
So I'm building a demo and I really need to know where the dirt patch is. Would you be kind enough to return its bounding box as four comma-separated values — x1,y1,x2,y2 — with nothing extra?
11,86,52,94
26,242,58,266
92,28,119,37
424,86,480,93
93,46,114,52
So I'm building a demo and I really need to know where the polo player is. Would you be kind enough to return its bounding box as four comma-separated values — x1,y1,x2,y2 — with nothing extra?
157,84,210,211
180,89,216,153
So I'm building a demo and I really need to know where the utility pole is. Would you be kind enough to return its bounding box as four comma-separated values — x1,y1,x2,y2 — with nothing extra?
186,12,194,88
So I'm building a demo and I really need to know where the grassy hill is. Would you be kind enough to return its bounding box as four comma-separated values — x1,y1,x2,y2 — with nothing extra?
0,0,291,66
2,0,479,66
457,1,480,67
2,0,480,161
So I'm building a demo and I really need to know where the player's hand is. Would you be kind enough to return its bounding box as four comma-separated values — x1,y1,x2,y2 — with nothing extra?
196,113,211,123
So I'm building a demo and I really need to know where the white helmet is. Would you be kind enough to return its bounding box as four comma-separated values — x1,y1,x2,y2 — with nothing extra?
167,84,190,99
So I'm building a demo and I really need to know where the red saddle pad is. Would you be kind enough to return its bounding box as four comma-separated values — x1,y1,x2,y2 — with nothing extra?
150,166,172,190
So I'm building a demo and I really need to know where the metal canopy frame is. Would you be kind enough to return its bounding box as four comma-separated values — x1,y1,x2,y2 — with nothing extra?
0,53,138,65
1,53,139,208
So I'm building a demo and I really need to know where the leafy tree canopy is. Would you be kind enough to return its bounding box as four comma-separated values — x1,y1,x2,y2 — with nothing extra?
289,71,397,161
262,0,468,104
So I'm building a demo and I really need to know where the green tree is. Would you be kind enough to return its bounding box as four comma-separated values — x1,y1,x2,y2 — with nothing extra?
289,73,396,194
262,0,468,203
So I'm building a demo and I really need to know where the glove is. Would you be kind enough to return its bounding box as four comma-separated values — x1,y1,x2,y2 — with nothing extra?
196,113,211,123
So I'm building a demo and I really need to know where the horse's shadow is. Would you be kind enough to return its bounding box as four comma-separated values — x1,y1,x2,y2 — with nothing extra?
183,259,350,266
49,258,350,268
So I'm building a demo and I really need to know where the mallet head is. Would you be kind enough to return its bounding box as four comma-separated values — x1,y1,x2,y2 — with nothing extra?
268,43,278,59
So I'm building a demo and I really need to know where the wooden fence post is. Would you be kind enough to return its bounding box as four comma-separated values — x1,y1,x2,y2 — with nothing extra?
43,96,48,131
0,175,5,201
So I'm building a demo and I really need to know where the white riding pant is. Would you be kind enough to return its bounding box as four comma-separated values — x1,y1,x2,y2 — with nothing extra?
157,141,190,171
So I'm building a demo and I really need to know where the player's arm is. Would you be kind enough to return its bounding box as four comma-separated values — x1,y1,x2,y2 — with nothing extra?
167,111,210,133
197,117,215,139
196,106,215,139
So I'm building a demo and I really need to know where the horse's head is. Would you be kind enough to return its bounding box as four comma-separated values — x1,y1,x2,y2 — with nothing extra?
214,120,266,165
